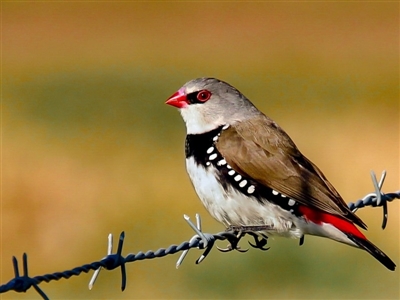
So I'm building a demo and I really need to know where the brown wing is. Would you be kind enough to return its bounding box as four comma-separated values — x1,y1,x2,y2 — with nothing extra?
216,116,366,229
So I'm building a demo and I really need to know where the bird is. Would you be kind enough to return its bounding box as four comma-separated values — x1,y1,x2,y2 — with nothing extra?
165,77,396,271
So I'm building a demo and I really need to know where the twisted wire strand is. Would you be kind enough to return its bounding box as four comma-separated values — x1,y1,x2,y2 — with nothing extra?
348,192,400,211
0,232,230,296
1,173,398,299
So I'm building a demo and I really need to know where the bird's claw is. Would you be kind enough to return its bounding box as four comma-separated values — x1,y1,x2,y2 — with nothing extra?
248,240,269,251
216,244,248,253
247,232,270,251
236,246,249,253
216,245,232,252
217,229,249,253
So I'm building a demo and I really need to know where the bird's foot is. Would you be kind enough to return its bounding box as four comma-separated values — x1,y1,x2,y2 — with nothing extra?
218,225,275,253
226,225,273,252
247,232,270,251
217,230,248,253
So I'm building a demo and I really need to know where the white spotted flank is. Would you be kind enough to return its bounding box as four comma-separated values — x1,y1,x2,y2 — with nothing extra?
247,185,255,194
217,159,226,166
234,175,242,182
209,153,217,160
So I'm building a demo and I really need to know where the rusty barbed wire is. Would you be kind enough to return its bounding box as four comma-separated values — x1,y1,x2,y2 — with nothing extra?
1,171,399,299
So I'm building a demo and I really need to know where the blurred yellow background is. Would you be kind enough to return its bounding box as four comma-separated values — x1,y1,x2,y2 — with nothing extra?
2,2,399,299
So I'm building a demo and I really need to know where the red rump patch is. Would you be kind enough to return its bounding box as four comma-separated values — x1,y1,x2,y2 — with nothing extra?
298,205,366,240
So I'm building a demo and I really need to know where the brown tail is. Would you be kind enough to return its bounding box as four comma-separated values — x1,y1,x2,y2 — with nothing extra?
346,233,396,271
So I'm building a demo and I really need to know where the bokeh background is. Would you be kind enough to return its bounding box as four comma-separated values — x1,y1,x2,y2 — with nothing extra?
2,2,399,299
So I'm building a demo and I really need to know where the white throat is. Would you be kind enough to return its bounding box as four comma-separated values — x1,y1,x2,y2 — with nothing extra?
180,105,224,134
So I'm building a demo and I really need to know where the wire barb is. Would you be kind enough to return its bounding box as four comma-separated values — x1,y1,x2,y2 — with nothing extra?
348,170,399,229
176,214,216,268
0,171,399,299
88,233,114,290
3,254,50,300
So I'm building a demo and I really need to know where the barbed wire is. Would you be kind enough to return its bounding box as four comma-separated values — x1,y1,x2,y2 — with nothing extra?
1,171,399,299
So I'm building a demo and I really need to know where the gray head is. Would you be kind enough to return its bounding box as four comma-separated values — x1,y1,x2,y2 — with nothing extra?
165,78,260,134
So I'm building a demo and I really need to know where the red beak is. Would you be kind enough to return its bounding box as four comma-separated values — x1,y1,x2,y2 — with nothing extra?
165,89,188,108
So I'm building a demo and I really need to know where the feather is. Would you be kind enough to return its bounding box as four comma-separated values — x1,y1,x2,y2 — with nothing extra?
216,116,367,229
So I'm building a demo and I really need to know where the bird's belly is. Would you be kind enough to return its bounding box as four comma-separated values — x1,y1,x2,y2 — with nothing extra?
186,157,303,238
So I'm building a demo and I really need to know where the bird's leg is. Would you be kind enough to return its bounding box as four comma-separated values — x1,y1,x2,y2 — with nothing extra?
227,225,274,232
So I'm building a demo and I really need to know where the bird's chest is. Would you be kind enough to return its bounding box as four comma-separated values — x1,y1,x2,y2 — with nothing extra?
185,157,235,222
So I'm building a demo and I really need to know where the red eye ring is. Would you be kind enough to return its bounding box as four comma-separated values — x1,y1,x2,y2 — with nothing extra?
196,90,211,102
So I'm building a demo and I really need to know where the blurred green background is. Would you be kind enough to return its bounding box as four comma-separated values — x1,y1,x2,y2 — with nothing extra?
2,2,399,299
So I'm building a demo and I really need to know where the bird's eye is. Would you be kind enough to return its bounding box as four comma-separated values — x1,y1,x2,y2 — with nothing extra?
196,90,211,102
